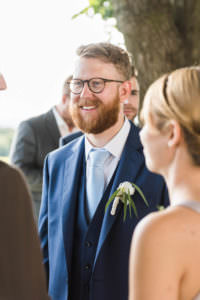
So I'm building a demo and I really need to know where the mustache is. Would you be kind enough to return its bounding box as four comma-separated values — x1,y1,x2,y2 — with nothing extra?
123,104,137,111
72,98,102,107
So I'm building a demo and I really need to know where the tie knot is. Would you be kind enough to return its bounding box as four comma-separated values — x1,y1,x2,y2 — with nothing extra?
89,149,110,167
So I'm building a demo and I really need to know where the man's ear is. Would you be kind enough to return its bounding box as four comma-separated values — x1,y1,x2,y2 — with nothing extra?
167,120,182,147
62,94,67,105
119,80,131,103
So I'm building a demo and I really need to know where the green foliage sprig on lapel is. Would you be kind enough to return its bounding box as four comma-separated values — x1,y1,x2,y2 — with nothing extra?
105,181,148,221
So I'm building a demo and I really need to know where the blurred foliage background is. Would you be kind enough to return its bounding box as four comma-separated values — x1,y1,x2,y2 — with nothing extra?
75,0,200,105
0,128,14,159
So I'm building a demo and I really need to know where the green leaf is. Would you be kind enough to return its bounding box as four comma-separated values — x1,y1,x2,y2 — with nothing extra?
105,189,120,213
128,190,132,218
157,205,165,211
123,192,127,221
72,0,113,20
130,199,138,218
132,183,149,207
72,7,90,19
128,193,138,217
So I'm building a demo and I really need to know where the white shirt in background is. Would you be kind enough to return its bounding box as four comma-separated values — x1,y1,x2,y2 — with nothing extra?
52,106,77,137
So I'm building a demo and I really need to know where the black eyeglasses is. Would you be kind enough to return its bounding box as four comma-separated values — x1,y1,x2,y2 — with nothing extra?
68,77,124,94
131,89,139,96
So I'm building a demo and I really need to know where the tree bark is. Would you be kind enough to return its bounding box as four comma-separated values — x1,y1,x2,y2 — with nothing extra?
110,0,200,103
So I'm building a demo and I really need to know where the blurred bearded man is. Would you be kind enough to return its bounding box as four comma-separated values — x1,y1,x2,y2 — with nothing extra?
123,66,140,123
39,43,169,300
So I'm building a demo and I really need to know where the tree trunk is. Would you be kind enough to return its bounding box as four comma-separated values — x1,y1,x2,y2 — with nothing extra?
110,0,200,104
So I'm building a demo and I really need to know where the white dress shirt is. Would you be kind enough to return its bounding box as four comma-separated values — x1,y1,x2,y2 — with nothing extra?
85,117,131,189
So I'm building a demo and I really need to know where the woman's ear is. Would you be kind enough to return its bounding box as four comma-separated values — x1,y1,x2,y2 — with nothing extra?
167,120,182,147
119,80,132,103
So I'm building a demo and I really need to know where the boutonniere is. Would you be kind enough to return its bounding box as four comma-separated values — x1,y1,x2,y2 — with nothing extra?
105,181,148,221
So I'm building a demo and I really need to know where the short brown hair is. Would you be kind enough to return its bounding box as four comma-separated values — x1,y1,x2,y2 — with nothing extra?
131,65,138,78
63,74,73,96
76,43,132,80
141,66,200,166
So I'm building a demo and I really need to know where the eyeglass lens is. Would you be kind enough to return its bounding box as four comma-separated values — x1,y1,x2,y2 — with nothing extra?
70,78,105,94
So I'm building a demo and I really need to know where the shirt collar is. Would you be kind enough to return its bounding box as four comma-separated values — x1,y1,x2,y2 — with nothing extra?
52,106,67,128
85,117,131,160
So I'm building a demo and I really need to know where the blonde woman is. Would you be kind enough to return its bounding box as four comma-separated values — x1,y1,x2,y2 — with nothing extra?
129,66,200,300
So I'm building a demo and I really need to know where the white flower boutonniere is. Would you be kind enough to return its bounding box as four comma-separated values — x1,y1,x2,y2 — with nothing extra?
105,181,148,221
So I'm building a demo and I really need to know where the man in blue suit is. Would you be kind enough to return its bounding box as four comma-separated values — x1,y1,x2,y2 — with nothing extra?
39,43,169,300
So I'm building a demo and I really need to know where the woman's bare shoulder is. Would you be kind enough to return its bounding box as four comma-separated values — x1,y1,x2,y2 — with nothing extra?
133,205,200,256
133,207,187,251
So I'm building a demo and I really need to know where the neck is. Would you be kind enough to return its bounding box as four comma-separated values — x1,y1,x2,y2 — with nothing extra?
67,123,75,132
55,105,75,131
164,160,200,206
86,114,124,148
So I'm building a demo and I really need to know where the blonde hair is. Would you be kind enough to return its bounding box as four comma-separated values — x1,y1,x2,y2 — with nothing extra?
76,43,132,80
141,66,200,165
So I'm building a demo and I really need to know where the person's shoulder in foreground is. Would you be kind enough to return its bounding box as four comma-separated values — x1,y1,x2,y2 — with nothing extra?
0,161,50,300
129,66,200,300
130,204,200,300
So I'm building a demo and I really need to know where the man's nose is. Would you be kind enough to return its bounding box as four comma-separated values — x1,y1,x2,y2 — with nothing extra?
124,99,129,104
80,82,93,98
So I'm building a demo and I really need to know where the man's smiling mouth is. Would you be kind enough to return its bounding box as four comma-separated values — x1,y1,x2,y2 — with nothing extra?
81,105,97,110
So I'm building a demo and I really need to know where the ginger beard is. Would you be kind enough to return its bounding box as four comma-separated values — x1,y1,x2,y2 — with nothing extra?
63,107,75,128
70,92,120,134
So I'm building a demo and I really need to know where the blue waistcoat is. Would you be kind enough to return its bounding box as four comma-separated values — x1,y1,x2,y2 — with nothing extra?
70,158,116,300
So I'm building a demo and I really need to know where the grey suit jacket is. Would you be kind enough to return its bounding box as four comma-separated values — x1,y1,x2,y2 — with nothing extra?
0,161,49,300
10,108,61,204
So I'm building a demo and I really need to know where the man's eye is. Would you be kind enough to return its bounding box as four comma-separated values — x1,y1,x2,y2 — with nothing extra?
74,81,82,87
92,81,101,87
131,90,138,96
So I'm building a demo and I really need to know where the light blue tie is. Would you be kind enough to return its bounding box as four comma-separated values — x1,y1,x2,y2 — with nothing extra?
87,148,110,219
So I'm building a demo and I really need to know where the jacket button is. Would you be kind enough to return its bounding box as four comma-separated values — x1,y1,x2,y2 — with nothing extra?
84,264,91,270
85,241,92,247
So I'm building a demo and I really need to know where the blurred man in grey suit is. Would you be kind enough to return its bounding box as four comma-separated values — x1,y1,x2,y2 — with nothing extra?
123,65,140,124
10,74,77,220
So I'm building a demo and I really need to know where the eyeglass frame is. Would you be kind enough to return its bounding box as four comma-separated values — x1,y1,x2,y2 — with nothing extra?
67,77,125,95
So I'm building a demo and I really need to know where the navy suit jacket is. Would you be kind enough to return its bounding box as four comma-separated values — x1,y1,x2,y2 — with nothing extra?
39,122,169,300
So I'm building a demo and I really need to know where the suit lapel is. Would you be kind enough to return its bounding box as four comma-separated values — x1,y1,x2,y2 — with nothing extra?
94,123,144,265
61,136,85,275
